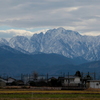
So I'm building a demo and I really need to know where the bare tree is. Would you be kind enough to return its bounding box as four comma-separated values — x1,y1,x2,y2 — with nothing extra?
32,71,38,80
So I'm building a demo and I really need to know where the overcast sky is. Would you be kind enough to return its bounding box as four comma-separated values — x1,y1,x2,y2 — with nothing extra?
0,0,100,39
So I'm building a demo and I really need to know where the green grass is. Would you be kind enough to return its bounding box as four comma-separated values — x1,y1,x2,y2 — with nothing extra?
0,93,100,99
0,89,100,100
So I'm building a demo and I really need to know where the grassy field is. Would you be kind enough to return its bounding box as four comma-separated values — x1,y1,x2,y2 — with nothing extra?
0,88,100,100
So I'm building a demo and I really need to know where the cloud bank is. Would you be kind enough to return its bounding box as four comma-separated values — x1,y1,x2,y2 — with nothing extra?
0,29,49,39
0,0,100,38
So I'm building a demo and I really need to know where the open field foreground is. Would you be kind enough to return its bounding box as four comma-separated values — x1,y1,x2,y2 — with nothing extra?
0,88,100,100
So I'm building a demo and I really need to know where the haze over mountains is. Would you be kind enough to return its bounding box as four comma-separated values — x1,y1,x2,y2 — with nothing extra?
0,27,100,76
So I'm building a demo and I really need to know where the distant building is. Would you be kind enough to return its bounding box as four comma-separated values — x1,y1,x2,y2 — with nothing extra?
7,77,16,83
62,76,81,87
0,77,16,86
0,78,6,87
48,77,57,82
87,80,100,88
15,80,24,86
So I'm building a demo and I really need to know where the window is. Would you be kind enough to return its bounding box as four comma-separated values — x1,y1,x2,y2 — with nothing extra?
96,83,99,86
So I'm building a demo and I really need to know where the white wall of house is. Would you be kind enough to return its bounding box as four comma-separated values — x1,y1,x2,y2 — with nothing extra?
74,77,80,83
64,77,80,84
62,76,81,86
7,78,15,83
0,78,7,83
89,81,100,88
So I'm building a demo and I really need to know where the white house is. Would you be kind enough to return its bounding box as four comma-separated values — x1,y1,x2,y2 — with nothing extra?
7,77,16,83
87,80,100,88
62,76,81,86
0,78,6,86
0,77,16,86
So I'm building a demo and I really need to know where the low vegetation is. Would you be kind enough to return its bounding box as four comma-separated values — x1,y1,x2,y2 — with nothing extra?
0,88,100,100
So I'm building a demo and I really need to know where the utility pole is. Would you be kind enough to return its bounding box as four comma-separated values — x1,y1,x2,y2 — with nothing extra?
68,72,69,88
81,72,83,87
94,72,96,80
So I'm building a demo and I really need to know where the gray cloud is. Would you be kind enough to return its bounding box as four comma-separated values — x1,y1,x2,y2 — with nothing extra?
0,0,100,36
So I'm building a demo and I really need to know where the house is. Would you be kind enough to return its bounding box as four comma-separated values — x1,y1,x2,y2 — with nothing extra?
6,77,16,86
87,80,100,88
0,77,6,87
61,76,87,90
0,77,17,86
7,77,16,83
15,80,24,86
62,76,81,87
48,77,57,82
0,80,6,87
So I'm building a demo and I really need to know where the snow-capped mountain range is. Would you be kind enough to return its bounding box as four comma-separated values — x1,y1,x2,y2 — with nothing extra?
1,27,100,61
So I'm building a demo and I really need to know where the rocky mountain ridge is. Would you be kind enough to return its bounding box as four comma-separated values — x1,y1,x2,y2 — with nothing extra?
1,27,100,61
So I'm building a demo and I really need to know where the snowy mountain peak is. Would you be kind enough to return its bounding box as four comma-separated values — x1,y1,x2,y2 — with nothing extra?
10,36,28,40
45,27,80,37
2,27,100,61
57,27,66,31
46,27,66,34
0,38,9,46
9,36,30,53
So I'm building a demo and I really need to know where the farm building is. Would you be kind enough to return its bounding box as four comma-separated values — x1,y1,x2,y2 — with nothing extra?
0,78,6,87
62,76,81,87
87,80,100,88
0,77,18,86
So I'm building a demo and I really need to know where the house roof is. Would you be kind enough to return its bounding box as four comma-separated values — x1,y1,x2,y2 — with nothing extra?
0,78,7,83
64,76,80,79
8,77,16,80
0,77,16,83
87,80,100,82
